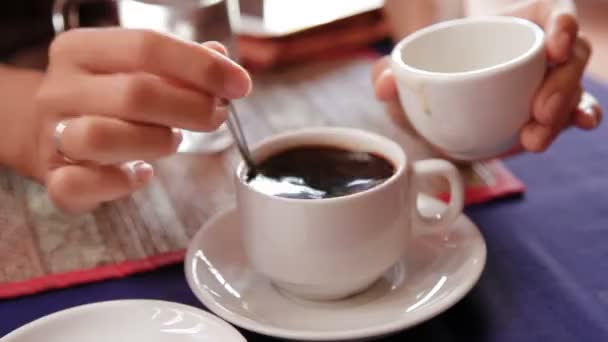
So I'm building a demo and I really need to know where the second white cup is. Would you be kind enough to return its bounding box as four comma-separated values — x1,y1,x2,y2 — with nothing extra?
391,16,546,160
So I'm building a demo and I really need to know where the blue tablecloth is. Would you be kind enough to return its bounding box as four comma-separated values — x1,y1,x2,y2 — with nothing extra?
1,77,607,341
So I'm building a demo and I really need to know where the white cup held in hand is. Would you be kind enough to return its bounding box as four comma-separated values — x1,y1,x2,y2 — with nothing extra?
391,16,546,160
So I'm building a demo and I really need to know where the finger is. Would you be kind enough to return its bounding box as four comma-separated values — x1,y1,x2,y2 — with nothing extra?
521,93,575,153
372,57,414,131
201,41,228,56
385,101,413,131
520,122,557,153
544,12,579,64
522,88,601,152
374,69,399,102
42,73,229,131
522,92,575,153
532,37,591,126
161,40,229,91
569,85,584,112
371,56,391,84
50,28,251,99
57,117,182,165
573,91,603,130
46,161,153,213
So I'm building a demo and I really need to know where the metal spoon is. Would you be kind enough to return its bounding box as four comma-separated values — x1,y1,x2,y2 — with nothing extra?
225,102,258,176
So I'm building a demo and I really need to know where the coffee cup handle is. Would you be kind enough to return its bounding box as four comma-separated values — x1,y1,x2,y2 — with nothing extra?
410,159,464,236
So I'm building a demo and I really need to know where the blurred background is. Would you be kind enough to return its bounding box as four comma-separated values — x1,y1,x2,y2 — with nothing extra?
576,0,608,81
235,0,608,81
3,0,606,82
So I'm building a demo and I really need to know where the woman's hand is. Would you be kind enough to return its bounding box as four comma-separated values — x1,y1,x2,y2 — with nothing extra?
373,0,602,156
28,28,251,213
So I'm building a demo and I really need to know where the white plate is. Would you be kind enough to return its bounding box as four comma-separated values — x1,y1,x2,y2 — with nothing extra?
1,300,246,342
185,195,487,341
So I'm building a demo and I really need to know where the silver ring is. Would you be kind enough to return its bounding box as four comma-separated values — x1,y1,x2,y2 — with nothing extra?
54,121,77,164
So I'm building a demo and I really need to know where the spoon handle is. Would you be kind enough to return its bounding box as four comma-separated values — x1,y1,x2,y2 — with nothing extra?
226,102,257,174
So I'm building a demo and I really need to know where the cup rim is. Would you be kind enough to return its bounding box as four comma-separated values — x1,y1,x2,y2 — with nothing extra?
235,127,406,204
391,16,545,79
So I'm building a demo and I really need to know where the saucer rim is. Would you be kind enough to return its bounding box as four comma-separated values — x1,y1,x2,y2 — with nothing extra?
1,299,247,342
185,195,487,341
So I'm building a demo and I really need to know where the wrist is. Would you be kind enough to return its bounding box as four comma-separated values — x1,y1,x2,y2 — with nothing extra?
0,65,45,181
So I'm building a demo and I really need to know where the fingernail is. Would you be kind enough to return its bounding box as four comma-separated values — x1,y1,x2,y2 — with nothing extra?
378,69,392,83
123,161,154,184
590,114,599,128
172,128,183,148
587,110,600,128
580,92,600,127
226,72,252,98
375,69,394,101
212,106,229,126
202,41,228,55
593,107,601,126
542,93,564,125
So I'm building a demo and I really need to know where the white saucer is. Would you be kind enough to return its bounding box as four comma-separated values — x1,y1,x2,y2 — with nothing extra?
185,195,487,341
1,300,246,342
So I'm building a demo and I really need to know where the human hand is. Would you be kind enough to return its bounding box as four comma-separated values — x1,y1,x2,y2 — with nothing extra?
29,28,251,213
373,0,602,156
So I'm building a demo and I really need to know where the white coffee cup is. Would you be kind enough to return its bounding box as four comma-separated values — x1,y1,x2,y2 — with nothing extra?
235,127,465,301
391,16,546,160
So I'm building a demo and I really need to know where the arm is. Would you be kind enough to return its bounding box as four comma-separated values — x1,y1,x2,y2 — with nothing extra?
0,65,43,179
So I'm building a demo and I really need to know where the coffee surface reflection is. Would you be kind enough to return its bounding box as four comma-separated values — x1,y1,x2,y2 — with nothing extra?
246,146,395,199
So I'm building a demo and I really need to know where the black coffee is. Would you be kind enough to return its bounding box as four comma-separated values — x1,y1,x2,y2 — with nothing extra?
246,146,395,200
